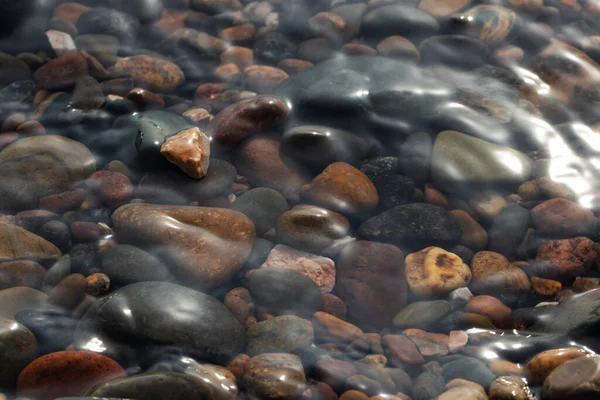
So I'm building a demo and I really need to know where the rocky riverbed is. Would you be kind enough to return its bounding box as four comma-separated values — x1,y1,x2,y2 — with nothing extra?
0,0,600,399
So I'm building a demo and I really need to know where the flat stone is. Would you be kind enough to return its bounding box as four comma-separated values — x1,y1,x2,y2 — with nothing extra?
312,311,363,346
260,245,335,293
109,55,185,92
112,203,255,290
0,221,61,264
393,300,451,329
34,51,88,90
0,260,46,290
382,334,425,366
246,315,314,356
470,251,532,294
542,355,600,400
432,131,532,194
75,281,246,364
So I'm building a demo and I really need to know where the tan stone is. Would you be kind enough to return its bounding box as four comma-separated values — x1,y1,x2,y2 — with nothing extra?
405,247,471,297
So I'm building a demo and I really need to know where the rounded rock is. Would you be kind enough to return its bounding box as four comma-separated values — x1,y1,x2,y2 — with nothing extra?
526,347,592,385
542,355,600,400
246,315,314,356
532,198,595,237
0,317,37,388
231,188,289,236
405,247,471,297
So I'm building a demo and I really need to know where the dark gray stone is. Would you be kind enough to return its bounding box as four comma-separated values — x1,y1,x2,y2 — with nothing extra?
360,5,439,39
231,188,289,236
101,244,172,285
442,356,496,389
399,132,433,187
487,205,530,260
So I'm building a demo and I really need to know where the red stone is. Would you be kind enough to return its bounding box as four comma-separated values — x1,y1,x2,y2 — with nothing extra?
34,51,89,90
532,198,595,237
382,334,425,366
534,236,600,280
17,351,126,400
0,260,46,290
86,170,133,208
39,188,87,214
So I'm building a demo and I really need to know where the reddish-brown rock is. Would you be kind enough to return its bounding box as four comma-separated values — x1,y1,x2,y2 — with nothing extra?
337,241,407,330
0,260,45,290
313,311,363,346
209,95,289,149
403,329,449,357
466,295,512,328
52,2,90,24
534,237,600,280
70,221,101,243
321,293,347,320
224,287,256,328
531,276,562,297
526,347,593,384
316,358,358,393
34,51,88,90
0,221,62,264
234,133,310,203
109,55,185,92
86,170,133,208
471,251,531,293
244,65,289,92
220,24,255,42
532,198,595,237
17,351,126,400
382,334,425,366
277,59,314,75
160,127,211,179
48,273,87,310
301,162,379,215
221,46,254,69
39,188,87,214
377,36,420,61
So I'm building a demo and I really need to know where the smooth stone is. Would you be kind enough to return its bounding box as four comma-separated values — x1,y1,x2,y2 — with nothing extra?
452,6,519,46
71,76,105,110
442,357,496,389
243,353,306,400
275,205,350,254
137,158,236,204
231,188,289,236
88,371,236,400
331,3,367,38
246,315,314,356
431,131,533,194
101,245,171,286
542,355,600,399
438,386,488,400
48,273,87,310
358,204,462,252
405,246,471,297
16,351,126,400
313,312,363,346
482,205,527,260
382,334,425,366
0,135,96,211
399,132,432,186
248,267,322,318
15,308,77,355
393,300,451,330
254,32,296,63
420,35,489,69
34,51,89,91
76,7,140,46
526,347,592,385
451,210,488,252
0,53,31,86
0,221,61,264
531,198,595,238
413,370,446,400
234,133,310,203
260,245,335,293
276,56,453,133
109,55,185,92
0,260,46,290
337,241,407,330
360,5,439,39
533,237,600,281
43,256,71,294
113,110,193,156
418,0,474,17
112,203,255,291
301,162,379,215
470,251,531,294
281,125,368,171
105,0,164,23
75,281,246,364
74,34,119,67
0,317,37,388
208,95,289,150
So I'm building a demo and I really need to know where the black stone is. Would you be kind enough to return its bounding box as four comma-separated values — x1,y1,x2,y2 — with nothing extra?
441,357,496,389
15,308,77,355
76,8,140,49
248,267,322,318
358,204,463,252
101,244,172,286
75,281,246,364
254,32,297,63
487,205,530,260
448,245,474,264
280,125,369,171
360,5,439,40
420,35,489,69
0,0,34,37
230,188,289,236
359,157,401,183
373,175,415,210
39,220,72,252
399,132,433,187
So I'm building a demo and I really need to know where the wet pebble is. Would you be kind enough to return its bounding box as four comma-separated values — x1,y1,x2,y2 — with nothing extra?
109,55,185,92
34,51,88,91
542,355,600,399
246,315,314,356
243,353,307,400
15,308,77,355
0,317,37,388
0,260,46,290
405,247,471,297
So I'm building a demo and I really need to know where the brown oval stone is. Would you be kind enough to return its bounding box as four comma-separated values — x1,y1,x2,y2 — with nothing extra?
337,241,407,329
109,55,185,92
277,59,314,75
53,2,90,24
0,221,62,264
215,63,241,81
489,376,533,400
316,358,358,392
446,378,487,395
220,24,255,43
2,113,26,132
377,36,420,61
224,287,256,328
451,210,488,252
531,276,562,297
39,188,87,214
542,355,600,400
489,360,524,376
0,260,46,290
470,251,531,294
382,334,425,366
125,87,165,110
301,162,379,215
313,311,363,346
234,133,310,203
437,386,488,400
86,170,133,208
112,203,255,291
221,46,254,69
403,328,449,357
466,295,511,328
532,198,595,237
527,347,593,385
17,350,126,400
209,95,289,149
48,273,87,310
34,51,88,90
275,205,350,253
418,0,473,17
243,353,306,400
243,65,289,92
308,12,346,40
0,287,47,319
86,273,110,296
